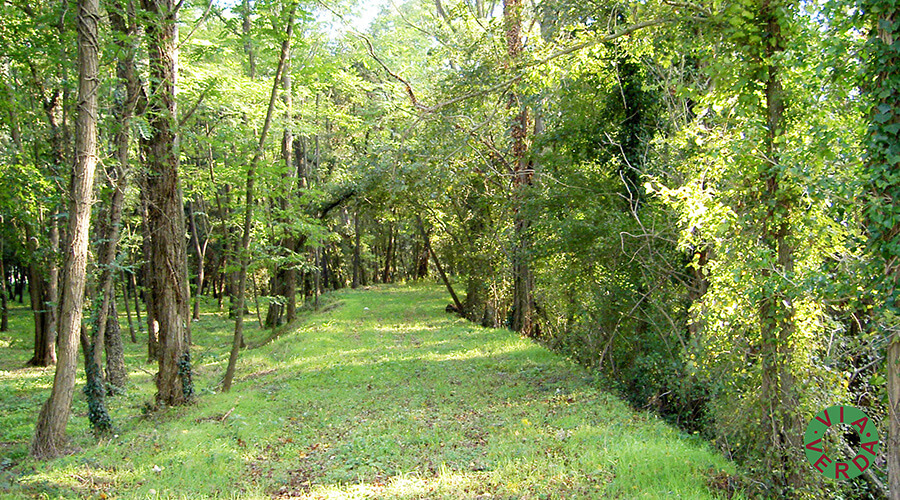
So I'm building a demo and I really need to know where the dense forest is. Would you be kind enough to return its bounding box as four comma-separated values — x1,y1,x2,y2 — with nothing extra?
1,0,900,497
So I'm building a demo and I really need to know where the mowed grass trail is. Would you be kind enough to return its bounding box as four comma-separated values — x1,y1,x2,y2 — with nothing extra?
1,284,737,499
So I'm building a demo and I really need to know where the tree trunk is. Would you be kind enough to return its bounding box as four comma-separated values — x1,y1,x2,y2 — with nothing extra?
83,14,133,424
104,300,127,391
139,196,158,362
352,211,361,288
15,265,24,304
755,0,802,489
266,49,297,326
416,216,463,313
504,0,537,337
888,338,899,500
129,269,144,334
867,7,900,498
241,0,255,79
25,223,54,366
121,274,137,343
31,0,100,455
223,9,294,391
140,0,193,406
187,198,207,322
382,222,393,284
0,240,7,332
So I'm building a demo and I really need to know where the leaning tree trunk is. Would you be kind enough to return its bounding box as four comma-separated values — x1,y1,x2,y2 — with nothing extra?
140,0,193,406
82,0,136,419
223,7,295,391
31,0,99,456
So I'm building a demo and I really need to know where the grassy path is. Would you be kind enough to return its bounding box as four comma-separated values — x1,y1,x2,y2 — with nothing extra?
0,284,736,499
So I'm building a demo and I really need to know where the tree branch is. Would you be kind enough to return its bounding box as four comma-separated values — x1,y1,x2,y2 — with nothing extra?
363,18,670,114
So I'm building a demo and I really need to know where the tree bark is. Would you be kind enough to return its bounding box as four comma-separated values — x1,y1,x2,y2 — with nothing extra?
82,8,134,422
504,0,537,337
104,300,127,390
31,0,100,455
140,0,193,406
223,8,295,391
888,338,899,500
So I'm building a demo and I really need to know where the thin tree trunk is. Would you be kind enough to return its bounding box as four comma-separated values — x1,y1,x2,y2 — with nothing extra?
756,0,801,489
265,48,297,327
416,216,463,313
0,239,8,332
140,0,192,406
83,38,133,429
31,0,100,454
352,211,361,289
314,248,320,310
129,269,143,334
223,9,295,391
26,257,52,365
251,271,263,329
188,198,207,321
121,273,136,343
382,222,393,284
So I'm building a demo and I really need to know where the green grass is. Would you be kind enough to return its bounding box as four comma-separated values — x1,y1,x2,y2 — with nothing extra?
0,284,739,499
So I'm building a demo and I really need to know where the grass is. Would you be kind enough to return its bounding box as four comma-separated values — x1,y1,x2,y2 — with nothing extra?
0,283,739,499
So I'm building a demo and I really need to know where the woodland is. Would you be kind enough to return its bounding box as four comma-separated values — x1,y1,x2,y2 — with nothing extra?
1,0,900,497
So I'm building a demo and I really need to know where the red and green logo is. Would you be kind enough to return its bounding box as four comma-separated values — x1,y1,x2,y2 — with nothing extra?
804,405,879,480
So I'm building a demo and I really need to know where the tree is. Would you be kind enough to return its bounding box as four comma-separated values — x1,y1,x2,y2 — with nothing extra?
863,0,900,495
31,0,100,456
141,0,193,406
503,0,537,337
223,1,296,391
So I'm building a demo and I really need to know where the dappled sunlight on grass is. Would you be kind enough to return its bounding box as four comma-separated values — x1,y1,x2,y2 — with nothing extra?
293,469,497,499
0,285,738,499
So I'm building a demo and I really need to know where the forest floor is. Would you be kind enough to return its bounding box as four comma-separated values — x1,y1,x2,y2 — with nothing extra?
0,283,739,499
